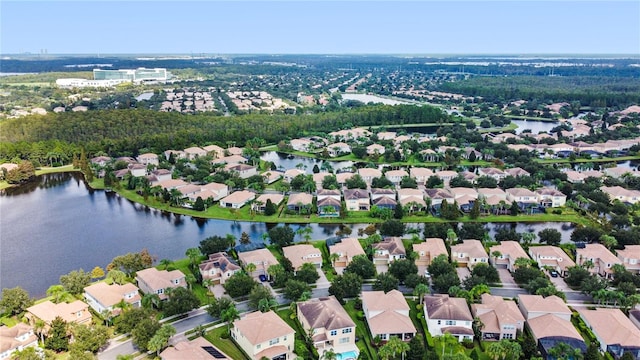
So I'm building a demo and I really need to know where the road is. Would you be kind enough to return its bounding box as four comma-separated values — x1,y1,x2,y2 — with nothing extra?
98,286,331,360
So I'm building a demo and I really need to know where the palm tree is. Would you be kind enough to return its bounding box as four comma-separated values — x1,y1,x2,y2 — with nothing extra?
267,264,283,283
329,252,340,266
382,336,410,360
185,274,196,290
46,284,70,304
185,247,203,268
245,263,257,276
322,348,338,360
548,342,583,360
114,299,132,314
257,298,278,313
221,305,240,334
34,319,46,344
202,278,214,296
414,283,429,305
141,293,160,309
159,258,173,270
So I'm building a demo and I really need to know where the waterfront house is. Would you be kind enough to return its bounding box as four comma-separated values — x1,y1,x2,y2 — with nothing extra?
372,195,397,210
490,241,529,272
287,192,313,213
362,290,416,342
290,138,313,152
253,193,285,213
83,282,141,316
366,143,386,155
370,188,396,203
450,240,489,269
576,243,621,279
199,252,241,285
424,188,454,208
327,142,351,157
535,188,567,208
26,300,91,330
397,188,426,210
413,238,448,273
219,190,255,209
600,186,640,204
262,170,284,184
313,172,333,189
224,163,258,179
343,189,370,211
423,294,473,342
231,310,295,360
0,323,38,359
212,154,248,165
329,237,366,274
335,172,355,186
471,294,524,340
283,244,322,271
297,296,358,359
135,268,187,300
373,237,406,268
506,188,538,210
283,169,306,183
528,246,574,277
238,248,279,281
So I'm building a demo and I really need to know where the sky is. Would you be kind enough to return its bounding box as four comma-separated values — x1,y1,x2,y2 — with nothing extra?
1,1,639,55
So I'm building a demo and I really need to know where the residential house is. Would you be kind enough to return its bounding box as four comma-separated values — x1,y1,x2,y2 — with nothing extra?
148,169,172,184
287,192,313,213
283,244,323,271
366,143,386,155
410,167,434,185
450,240,489,269
317,189,341,202
192,182,229,202
163,150,186,161
83,282,141,316
600,186,640,204
0,323,38,359
397,188,426,209
203,144,225,159
135,268,187,300
238,248,280,280
160,337,232,360
372,237,406,269
343,189,370,211
178,184,202,198
517,294,571,321
225,163,258,179
327,142,351,157
252,193,285,213
490,241,530,272
528,246,575,277
535,188,567,208
137,153,159,166
471,294,525,340
576,243,621,279
129,163,147,177
372,196,397,210
478,167,506,181
357,168,382,185
526,313,586,360
297,296,358,358
199,252,241,285
212,154,248,165
578,308,640,359
617,245,640,274
477,188,507,202
435,170,458,186
157,178,189,191
335,172,355,186
420,149,438,162
231,310,295,360
219,190,255,209
604,166,636,179
504,167,531,178
329,237,366,275
317,196,341,217
385,169,409,186
226,146,244,156
283,169,306,183
362,290,416,341
262,170,284,185
423,294,474,342
460,171,478,184
290,138,313,152
506,188,538,210
184,146,207,160
424,188,454,208
329,127,371,141
90,156,111,166
25,300,91,330
313,172,333,189
449,187,478,212
413,238,448,274
370,188,396,202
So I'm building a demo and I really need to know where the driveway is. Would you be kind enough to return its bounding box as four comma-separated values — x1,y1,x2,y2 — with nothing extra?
456,267,470,281
316,268,330,288
497,268,518,288
547,271,571,291
210,284,226,298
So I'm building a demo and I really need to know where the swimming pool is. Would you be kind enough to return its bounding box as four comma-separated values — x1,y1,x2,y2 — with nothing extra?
337,350,359,360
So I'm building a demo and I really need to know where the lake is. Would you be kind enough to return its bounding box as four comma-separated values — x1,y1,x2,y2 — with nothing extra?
511,119,559,134
0,173,573,297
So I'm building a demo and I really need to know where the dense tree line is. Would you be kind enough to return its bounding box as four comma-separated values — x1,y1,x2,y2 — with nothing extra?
0,105,450,160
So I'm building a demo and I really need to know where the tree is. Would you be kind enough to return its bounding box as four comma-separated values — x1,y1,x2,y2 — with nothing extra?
46,285,71,304
90,266,105,280
374,272,399,292
224,272,258,298
329,272,363,303
131,318,161,352
207,296,234,318
548,342,584,360
345,174,367,189
106,269,127,285
344,255,376,279
405,273,429,288
11,347,55,360
509,201,519,216
469,200,481,219
414,283,430,305
433,272,461,294
380,219,405,236
284,279,311,301
469,263,500,283
0,287,33,316
60,269,91,295
221,303,241,333
388,259,418,283
571,226,603,243
268,226,295,247
486,339,523,360
70,324,110,354
406,335,426,360
108,250,155,276
426,175,443,188
146,324,176,356
400,176,418,189
538,228,562,246
380,336,410,360
45,317,69,352
249,284,274,310
264,198,277,216
162,287,200,316
199,235,234,255
296,262,320,284
240,231,251,245
476,176,498,189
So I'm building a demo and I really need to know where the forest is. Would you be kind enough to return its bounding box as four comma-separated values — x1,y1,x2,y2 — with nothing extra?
0,104,451,161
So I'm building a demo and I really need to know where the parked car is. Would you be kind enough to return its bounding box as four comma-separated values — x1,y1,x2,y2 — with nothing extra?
259,274,268,282
549,270,559,278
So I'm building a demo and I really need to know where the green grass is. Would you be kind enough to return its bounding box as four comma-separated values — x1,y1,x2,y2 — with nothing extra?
537,155,640,164
312,240,336,282
0,316,19,327
276,308,317,358
204,326,249,360
34,165,80,175
344,300,378,360
162,258,211,305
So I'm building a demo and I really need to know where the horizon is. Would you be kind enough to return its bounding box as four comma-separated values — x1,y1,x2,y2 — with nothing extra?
2,1,639,55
